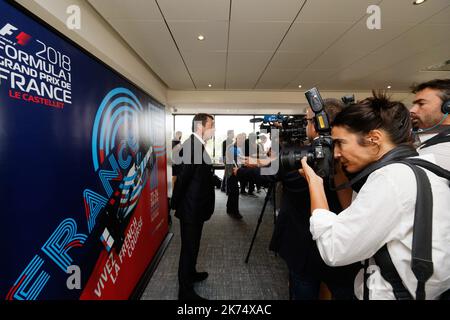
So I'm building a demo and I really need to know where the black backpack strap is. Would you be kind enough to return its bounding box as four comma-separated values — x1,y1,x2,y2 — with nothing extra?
333,145,418,192
406,163,434,300
405,158,450,181
373,161,434,300
363,259,370,300
419,127,450,150
374,245,413,300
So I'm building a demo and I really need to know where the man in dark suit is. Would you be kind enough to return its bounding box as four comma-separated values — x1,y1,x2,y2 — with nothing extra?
170,113,215,300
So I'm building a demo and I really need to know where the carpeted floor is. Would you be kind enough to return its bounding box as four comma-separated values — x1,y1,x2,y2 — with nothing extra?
141,187,289,300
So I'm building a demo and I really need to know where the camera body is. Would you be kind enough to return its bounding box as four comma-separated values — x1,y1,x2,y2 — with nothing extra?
279,87,334,178
255,113,307,146
341,94,355,107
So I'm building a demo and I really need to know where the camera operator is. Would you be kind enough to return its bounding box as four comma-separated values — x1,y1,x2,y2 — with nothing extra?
301,92,450,300
235,98,359,300
410,79,450,170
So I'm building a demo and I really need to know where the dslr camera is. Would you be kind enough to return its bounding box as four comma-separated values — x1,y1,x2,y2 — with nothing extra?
279,87,334,178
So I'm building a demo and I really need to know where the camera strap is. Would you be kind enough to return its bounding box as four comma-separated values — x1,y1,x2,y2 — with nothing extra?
332,145,419,193
418,126,450,150
345,151,450,300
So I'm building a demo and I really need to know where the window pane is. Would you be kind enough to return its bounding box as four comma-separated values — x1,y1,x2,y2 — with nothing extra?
214,115,254,163
173,115,194,143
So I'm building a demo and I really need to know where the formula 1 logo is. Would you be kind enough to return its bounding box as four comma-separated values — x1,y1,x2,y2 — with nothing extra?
0,23,32,46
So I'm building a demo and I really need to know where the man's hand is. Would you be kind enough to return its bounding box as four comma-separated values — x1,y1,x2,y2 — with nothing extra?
232,167,239,176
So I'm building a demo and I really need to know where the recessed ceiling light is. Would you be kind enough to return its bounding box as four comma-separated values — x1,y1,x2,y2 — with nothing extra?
387,85,392,89
208,84,212,88
298,85,302,88
413,0,426,5
197,35,205,41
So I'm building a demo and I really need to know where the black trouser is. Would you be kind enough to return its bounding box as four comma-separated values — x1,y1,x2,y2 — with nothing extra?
226,174,239,213
248,179,255,194
239,176,247,193
178,220,204,292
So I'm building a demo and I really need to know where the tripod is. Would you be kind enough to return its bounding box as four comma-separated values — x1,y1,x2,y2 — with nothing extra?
245,182,277,263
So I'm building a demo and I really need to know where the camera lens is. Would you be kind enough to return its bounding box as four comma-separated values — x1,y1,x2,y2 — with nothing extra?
279,146,314,171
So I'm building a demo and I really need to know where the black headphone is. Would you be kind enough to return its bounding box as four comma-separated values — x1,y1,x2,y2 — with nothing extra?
442,99,450,114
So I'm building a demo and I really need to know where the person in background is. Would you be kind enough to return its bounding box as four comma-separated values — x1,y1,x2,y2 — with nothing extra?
221,130,235,192
171,131,183,188
410,79,450,170
226,133,246,219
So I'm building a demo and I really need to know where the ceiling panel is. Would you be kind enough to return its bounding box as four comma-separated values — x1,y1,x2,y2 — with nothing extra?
183,51,227,69
231,0,306,21
226,51,273,70
279,22,353,52
371,24,450,61
317,23,450,90
269,51,320,70
228,21,291,51
286,69,338,89
156,0,229,21
226,52,273,89
255,67,302,89
369,42,450,83
168,21,228,52
425,5,450,24
326,21,415,55
296,0,380,23
380,0,450,23
317,79,377,91
106,19,193,89
88,0,450,92
190,67,226,89
307,50,366,70
88,0,162,20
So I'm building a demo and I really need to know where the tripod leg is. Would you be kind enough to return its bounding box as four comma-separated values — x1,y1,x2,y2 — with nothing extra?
245,184,273,263
273,183,277,225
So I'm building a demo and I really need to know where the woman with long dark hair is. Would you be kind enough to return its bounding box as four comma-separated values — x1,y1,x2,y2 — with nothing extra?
300,92,450,300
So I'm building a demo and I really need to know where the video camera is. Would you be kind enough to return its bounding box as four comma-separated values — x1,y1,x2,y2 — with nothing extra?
250,113,307,146
341,94,355,108
279,87,334,178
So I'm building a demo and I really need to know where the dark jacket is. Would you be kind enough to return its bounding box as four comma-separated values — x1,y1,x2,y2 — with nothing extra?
238,167,359,282
171,134,215,223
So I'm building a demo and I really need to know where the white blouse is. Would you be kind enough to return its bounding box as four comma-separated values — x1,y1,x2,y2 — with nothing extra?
417,132,450,171
310,154,450,300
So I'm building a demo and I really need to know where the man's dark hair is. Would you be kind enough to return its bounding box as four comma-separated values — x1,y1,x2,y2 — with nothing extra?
323,98,344,123
192,113,214,132
410,79,450,102
333,91,412,146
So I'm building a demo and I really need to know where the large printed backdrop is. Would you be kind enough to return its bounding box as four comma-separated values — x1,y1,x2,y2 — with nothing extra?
0,0,168,300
